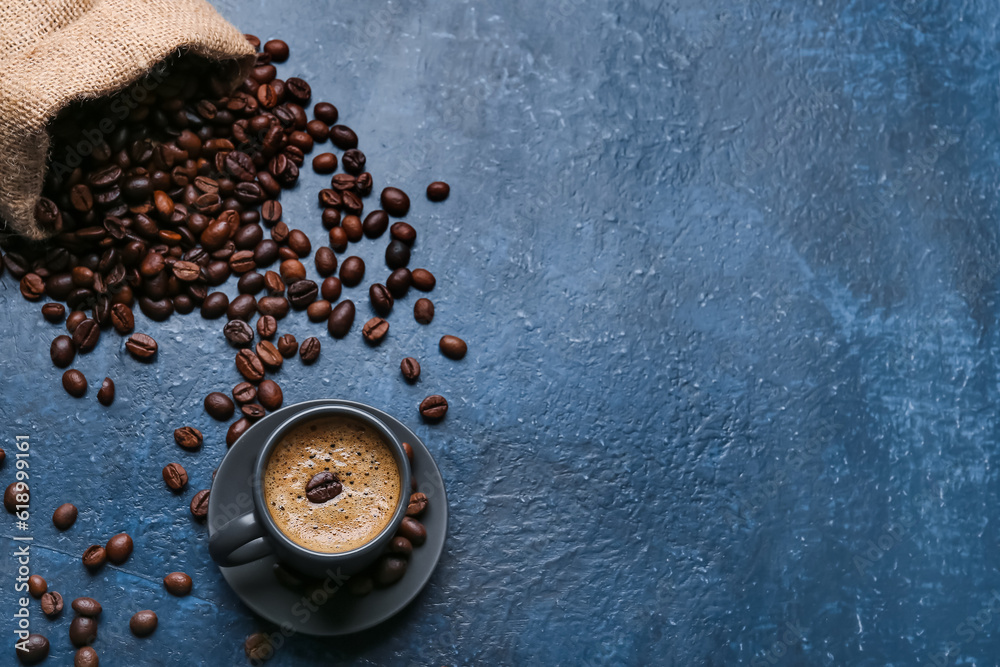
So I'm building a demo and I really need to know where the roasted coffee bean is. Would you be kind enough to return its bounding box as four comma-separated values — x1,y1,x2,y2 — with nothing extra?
390,221,416,245
227,418,252,447
307,300,332,322
224,319,254,346
330,124,358,149
232,382,257,404
305,472,342,503
332,172,357,191
71,597,102,617
329,226,348,252
53,503,77,530
97,377,115,406
339,148,365,175
389,535,413,556
82,545,107,569
238,271,265,294
373,556,408,587
314,102,338,124
339,256,365,287
287,279,318,308
40,591,63,618
419,395,448,421
319,188,342,207
256,341,283,370
198,290,229,318
369,284,394,316
299,336,321,363
426,181,450,201
174,426,203,450
125,333,158,360
341,215,363,242
16,634,49,665
50,335,76,368
138,296,174,322
327,300,354,338
41,302,66,323
321,208,341,229
356,172,373,196
398,516,427,545
229,250,257,274
72,319,100,353
406,492,429,516
130,610,158,637
70,616,98,647
204,392,235,420
411,268,436,291
402,441,414,463
306,119,330,143
277,334,298,357
321,276,342,302
172,260,201,281
106,533,133,564
362,210,389,238
236,349,266,381
111,303,135,333
313,152,337,174
286,77,311,103
261,200,282,223
27,575,46,598
385,240,411,269
242,403,266,420
386,268,412,298
264,270,285,294
245,633,274,662
256,314,278,339
75,646,99,667
66,310,87,333
255,239,280,266
279,258,306,283
315,247,337,276
362,317,389,344
162,463,188,491
440,335,468,360
412,298,434,325
4,481,26,513
400,357,421,382
163,572,193,596
263,38,289,61
258,296,290,318
227,293,258,321
20,273,45,300
380,187,411,217
190,490,210,520
63,369,87,397
258,380,283,411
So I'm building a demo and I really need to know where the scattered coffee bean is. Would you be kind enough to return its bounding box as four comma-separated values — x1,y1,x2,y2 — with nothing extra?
306,472,343,503
330,125,358,150
28,575,46,598
244,633,274,662
242,403,267,420
41,302,66,323
342,148,366,174
339,256,365,287
315,247,337,277
401,357,421,382
385,240,411,269
16,634,49,665
362,210,389,239
40,591,63,618
313,152,337,174
414,298,434,324
110,303,135,334
426,181,450,201
264,39,289,61
224,319,254,346
125,333,158,360
227,418,252,447
342,215,363,242
227,293,258,321
380,187,411,217
258,380,283,411
287,279,318,308
190,490,211,520
129,610,158,637
65,311,86,333
97,377,115,406
402,442,414,463
20,273,46,300
314,101,338,124
162,463,188,491
71,597,102,617
329,226,348,251
389,536,413,557
256,341,283,369
307,299,332,322
106,533,133,564
440,335,468,360
72,318,100,353
75,647,99,667
201,291,230,319
277,334,299,357
50,335,76,368
258,296,290,319
53,503,77,530
299,337,321,364
204,392,236,420
398,516,427,545
327,300,355,337
232,382,257,404
385,268,412,298
362,317,389,344
163,572,193,596
174,426,203,450
390,221,416,245
82,545,107,570
257,314,278,339
70,616,98,647
4,482,26,513
62,369,87,397
407,492,429,516
411,268,436,291
279,258,306,283
419,395,448,421
321,276,342,302
373,556,408,587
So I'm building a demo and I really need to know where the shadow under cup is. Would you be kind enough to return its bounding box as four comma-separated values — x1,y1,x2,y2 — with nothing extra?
208,404,412,579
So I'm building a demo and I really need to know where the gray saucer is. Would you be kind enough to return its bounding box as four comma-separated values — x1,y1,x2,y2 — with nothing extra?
207,399,448,636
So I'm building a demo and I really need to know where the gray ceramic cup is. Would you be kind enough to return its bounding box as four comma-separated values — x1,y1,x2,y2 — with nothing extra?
208,404,411,578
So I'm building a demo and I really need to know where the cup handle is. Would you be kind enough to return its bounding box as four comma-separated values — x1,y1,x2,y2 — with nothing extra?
209,512,273,567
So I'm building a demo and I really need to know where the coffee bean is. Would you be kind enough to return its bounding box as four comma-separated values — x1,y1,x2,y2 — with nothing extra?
369,284,394,316
315,247,337,277
82,545,107,569
53,503,77,530
386,268,412,298
245,633,274,662
71,597,102,617
440,335,468,360
63,369,87,397
302,300,328,322
406,492,429,517
69,616,98,647
299,336,321,364
72,318,100,353
227,293,258,321
190,490,210,520
287,280,318,309
385,240,411,269
172,260,202,281
40,591,63,618
277,334,298,357
50,335,76,368
328,300,355,337
138,296,173,321
41,302,66,323
163,572,193,596
264,270,285,294
233,382,257,404
287,230,312,258
227,418,251,447
321,208,341,229
258,296,290,318
373,556,408,587
97,377,115,406
380,187,411,217
313,152,337,174
262,200,282,223
419,395,448,421
238,271,265,295
125,333,158,360
390,536,413,558
321,276,342,302
263,38,289,61
20,273,45,300
257,314,278,339
330,125,358,150
306,119,330,143
75,646,99,667
4,481,27,515
362,210,389,239
286,77,311,103
256,341,283,370
106,533,133,564
162,463,188,491
306,472,342,503
390,221,416,245
414,298,434,324
16,634,49,665
400,357,421,382
66,310,87,333
314,102,338,124
342,215,363,242
398,516,427,545
426,181,450,201
279,258,306,283
111,303,134,333
130,610,158,637
329,226,348,252
258,380,283,410
339,256,365,287
223,319,254,347
204,392,236,420
411,268,436,291
201,291,230,318
28,575,46,598
271,221,290,244
362,317,389,344
255,239,280,266
236,349,266,381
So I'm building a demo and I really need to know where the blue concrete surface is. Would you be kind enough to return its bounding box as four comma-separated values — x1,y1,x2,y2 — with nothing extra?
2,0,999,664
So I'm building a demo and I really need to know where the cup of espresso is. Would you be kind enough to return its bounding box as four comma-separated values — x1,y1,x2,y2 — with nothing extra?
209,404,411,578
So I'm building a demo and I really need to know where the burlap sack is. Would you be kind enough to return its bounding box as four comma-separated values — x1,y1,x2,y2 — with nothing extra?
0,0,255,240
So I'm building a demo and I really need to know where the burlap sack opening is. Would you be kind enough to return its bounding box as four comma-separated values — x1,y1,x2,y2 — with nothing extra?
0,0,256,240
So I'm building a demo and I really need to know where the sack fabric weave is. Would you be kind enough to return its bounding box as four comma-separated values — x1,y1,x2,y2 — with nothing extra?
0,0,255,239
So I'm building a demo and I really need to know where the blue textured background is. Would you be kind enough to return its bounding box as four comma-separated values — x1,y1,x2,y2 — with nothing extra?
2,0,999,664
